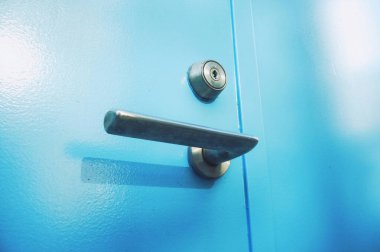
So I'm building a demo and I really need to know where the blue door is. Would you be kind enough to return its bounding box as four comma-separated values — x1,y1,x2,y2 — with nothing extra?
0,1,272,251
8,1,379,251
238,0,380,251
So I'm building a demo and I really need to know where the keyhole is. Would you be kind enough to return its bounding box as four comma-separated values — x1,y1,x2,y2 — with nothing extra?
211,68,220,81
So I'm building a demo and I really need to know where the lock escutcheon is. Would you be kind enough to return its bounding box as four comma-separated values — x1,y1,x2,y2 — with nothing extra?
188,60,226,102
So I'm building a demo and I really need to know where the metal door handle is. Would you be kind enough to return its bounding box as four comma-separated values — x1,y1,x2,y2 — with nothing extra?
104,110,258,178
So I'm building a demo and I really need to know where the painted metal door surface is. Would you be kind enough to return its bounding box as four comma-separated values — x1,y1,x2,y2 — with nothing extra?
0,1,262,251
237,0,380,251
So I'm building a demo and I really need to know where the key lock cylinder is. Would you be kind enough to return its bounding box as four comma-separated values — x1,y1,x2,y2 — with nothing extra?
188,60,227,102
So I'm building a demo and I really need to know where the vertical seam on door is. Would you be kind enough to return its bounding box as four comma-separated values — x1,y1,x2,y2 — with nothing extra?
229,0,253,251
248,1,277,251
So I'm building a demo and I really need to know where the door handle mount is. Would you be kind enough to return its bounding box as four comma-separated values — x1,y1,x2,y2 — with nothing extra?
104,110,258,179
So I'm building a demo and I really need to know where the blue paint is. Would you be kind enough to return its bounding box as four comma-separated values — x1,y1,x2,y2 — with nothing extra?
3,0,378,251
0,1,250,251
240,0,380,251
81,158,215,189
233,1,276,251
229,0,253,251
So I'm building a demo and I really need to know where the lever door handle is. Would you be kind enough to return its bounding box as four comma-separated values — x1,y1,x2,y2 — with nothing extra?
104,110,258,178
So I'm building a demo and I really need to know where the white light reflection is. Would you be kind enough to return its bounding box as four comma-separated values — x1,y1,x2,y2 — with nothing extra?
317,0,380,137
0,22,45,96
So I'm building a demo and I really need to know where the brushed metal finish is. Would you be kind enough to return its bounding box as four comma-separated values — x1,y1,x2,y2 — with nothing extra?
188,60,227,102
104,110,258,178
188,147,230,178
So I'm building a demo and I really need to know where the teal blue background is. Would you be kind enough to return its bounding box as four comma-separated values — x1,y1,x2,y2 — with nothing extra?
1,0,380,251
241,0,380,251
